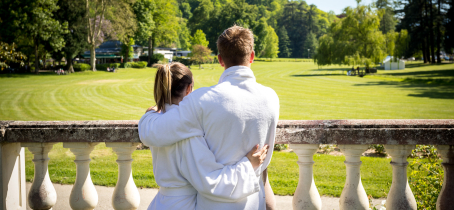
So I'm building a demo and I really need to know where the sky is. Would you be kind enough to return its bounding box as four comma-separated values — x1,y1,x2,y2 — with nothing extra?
304,0,375,15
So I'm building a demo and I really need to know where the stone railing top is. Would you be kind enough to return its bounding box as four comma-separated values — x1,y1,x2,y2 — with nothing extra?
1,120,454,145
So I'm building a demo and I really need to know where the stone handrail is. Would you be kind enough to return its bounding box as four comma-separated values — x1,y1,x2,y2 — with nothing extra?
1,120,453,210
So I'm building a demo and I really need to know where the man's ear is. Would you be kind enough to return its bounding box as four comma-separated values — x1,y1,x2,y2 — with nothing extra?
218,54,225,67
249,51,255,64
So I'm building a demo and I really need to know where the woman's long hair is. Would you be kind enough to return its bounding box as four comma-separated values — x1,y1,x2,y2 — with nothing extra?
153,62,193,112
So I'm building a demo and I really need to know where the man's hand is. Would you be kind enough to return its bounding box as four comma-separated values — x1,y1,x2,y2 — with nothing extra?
246,144,269,169
145,106,158,113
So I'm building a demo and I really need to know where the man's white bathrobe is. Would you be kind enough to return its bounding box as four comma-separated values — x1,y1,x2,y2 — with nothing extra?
143,104,261,210
139,66,280,210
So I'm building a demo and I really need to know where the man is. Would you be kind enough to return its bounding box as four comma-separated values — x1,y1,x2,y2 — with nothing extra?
139,25,279,210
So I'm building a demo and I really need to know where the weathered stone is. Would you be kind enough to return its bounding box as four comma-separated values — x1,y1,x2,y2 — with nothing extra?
1,120,453,145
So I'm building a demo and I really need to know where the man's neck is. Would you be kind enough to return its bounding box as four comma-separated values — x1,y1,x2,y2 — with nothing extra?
223,64,251,70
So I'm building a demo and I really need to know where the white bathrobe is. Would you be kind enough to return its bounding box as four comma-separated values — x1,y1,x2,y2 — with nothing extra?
139,66,280,210
143,104,261,210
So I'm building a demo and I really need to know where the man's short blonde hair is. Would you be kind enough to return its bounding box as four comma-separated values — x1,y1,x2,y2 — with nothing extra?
216,25,254,67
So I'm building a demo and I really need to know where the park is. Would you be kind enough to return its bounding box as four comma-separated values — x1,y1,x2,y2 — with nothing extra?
1,60,454,209
1,0,454,209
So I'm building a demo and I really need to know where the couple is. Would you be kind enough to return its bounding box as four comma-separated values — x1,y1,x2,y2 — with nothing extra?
138,25,280,210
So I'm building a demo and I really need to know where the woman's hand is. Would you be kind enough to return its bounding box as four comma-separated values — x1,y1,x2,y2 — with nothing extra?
246,144,269,169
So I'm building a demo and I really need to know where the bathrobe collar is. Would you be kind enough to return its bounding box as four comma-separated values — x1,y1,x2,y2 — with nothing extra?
164,103,177,113
218,66,255,84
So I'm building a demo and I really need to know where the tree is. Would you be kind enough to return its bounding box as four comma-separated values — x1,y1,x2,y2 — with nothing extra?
147,0,179,66
260,26,279,58
190,30,209,47
3,0,68,73
444,0,454,54
376,0,397,34
109,0,137,64
132,0,155,46
121,38,135,62
277,26,291,58
177,18,192,50
304,32,318,58
86,0,109,71
54,0,88,73
191,44,212,68
0,42,27,70
315,3,387,67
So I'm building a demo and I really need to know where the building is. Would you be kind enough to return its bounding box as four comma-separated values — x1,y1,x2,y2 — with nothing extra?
81,40,143,64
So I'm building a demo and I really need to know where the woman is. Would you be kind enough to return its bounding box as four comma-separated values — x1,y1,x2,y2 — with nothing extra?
139,62,269,210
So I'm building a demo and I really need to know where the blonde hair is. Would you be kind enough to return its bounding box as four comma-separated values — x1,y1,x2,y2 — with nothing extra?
153,62,193,112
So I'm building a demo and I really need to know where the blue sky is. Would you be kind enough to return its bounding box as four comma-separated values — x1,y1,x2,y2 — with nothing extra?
304,0,375,15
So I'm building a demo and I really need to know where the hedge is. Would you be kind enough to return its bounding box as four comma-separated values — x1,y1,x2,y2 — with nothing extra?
74,63,91,71
96,63,120,70
131,61,147,68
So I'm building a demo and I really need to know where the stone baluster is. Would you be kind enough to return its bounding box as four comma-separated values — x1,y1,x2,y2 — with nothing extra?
106,142,140,210
435,145,454,210
384,145,417,210
22,143,57,210
63,142,99,210
290,144,322,210
338,145,369,210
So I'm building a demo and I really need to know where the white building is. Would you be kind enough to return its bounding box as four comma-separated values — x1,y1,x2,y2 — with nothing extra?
383,56,405,70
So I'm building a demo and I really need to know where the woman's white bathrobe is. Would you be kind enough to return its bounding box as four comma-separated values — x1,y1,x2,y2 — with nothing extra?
139,66,280,210
141,104,261,210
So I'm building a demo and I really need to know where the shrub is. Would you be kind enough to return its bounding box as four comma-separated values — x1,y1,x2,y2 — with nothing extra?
409,155,443,210
131,61,148,68
174,57,194,66
148,53,164,65
121,62,132,68
369,144,386,155
74,63,91,71
274,144,288,151
96,63,120,70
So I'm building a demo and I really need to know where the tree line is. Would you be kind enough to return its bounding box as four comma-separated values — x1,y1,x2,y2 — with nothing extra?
0,0,339,73
314,0,454,67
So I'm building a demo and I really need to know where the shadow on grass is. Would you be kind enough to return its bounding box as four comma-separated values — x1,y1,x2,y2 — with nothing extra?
380,69,454,78
354,78,454,99
404,62,452,69
291,73,345,77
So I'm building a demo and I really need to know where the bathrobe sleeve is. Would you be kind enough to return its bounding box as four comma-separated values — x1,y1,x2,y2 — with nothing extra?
176,136,260,202
138,95,204,147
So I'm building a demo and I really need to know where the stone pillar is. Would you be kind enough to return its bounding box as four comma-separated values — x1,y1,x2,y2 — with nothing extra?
435,145,454,210
22,143,57,210
338,145,369,210
290,144,321,210
0,143,26,210
106,142,140,210
63,142,99,210
384,145,417,210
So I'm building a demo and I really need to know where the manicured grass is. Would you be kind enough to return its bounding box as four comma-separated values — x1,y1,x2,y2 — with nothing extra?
1,61,453,120
5,61,454,198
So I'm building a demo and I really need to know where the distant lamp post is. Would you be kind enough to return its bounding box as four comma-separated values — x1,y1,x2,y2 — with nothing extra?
308,49,310,59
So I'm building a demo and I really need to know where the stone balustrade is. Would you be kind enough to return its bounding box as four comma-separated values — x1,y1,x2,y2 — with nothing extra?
1,120,453,210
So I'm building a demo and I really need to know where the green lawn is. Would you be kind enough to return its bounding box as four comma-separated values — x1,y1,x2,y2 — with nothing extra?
3,61,454,198
27,143,392,198
1,61,453,120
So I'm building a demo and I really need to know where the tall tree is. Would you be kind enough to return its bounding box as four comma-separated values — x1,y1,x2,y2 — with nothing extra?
376,0,397,34
54,0,88,73
190,30,209,47
277,26,291,57
315,3,387,67
3,0,68,73
109,0,138,63
86,0,109,71
260,25,279,58
132,0,155,46
147,0,179,66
